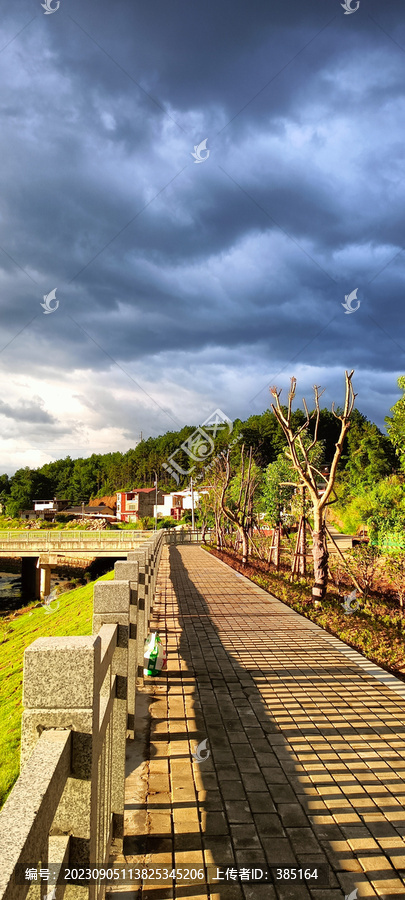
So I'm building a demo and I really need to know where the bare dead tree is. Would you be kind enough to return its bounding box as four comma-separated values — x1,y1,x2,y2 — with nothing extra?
270,370,356,602
220,445,258,565
203,458,227,550
198,492,210,544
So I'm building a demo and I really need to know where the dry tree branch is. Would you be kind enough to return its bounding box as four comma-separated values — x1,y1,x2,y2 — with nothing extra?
287,377,296,421
307,385,325,451
319,371,356,510
236,444,245,510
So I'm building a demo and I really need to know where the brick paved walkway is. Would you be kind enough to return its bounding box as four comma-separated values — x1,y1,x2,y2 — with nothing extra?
109,545,405,900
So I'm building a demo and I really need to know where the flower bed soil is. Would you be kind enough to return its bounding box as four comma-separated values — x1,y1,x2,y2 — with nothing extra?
203,544,405,681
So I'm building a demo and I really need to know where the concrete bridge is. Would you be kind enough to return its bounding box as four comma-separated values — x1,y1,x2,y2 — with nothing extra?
0,529,156,558
0,529,206,601
0,529,154,603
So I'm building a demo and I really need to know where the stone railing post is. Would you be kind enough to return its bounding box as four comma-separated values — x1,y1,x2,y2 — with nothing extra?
20,578,132,898
127,532,163,686
21,635,103,899
109,562,139,737
126,547,149,687
92,579,132,838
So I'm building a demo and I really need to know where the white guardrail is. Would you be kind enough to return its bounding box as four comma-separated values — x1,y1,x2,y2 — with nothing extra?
0,530,154,551
0,529,212,552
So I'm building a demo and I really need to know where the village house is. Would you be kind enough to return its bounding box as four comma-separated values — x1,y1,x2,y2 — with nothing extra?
20,498,70,521
116,487,209,523
116,488,165,522
20,497,118,522
154,487,209,521
58,503,117,520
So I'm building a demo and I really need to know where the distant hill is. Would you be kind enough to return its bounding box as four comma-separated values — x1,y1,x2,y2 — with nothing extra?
0,406,394,518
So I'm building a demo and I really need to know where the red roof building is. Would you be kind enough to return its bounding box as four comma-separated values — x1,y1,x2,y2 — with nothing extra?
116,488,165,522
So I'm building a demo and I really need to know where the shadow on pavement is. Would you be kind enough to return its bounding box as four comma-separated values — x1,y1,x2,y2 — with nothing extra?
115,545,405,900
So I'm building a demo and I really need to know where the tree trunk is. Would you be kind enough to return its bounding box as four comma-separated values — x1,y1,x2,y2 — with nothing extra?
311,522,329,602
215,511,223,550
239,527,249,565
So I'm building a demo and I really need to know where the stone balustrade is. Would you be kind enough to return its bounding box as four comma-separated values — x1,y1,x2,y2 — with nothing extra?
0,530,165,900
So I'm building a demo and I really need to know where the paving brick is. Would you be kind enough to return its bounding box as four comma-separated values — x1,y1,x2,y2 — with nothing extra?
235,849,270,868
147,790,171,806
309,892,345,900
216,766,243,781
263,768,289,784
277,803,310,827
285,828,323,855
268,785,297,803
230,824,261,848
147,811,172,834
225,800,254,823
232,742,260,758
237,759,262,774
239,772,268,791
209,887,245,900
109,546,405,900
200,810,228,834
274,883,312,900
220,781,248,801
247,792,276,814
173,832,203,852
259,836,297,865
242,886,277,900
197,790,223,810
203,836,236,864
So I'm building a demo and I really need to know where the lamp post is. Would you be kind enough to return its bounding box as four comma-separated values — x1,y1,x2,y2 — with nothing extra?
190,477,195,531
154,471,158,532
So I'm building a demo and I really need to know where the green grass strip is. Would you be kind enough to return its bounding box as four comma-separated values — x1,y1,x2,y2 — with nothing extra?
0,570,114,808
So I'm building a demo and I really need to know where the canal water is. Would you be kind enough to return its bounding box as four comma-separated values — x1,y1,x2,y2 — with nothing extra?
0,568,69,616
0,557,121,617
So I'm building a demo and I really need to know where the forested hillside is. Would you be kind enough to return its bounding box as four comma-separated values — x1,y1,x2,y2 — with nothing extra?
0,404,397,519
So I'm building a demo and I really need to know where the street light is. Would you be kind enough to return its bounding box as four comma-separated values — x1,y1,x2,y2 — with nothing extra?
190,477,195,531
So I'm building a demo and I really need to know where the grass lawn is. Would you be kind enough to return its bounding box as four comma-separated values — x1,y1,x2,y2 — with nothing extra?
0,570,115,809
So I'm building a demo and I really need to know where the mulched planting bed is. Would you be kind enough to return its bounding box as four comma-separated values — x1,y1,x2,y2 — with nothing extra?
203,544,405,681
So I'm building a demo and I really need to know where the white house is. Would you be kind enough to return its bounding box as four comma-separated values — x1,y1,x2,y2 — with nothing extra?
154,488,209,520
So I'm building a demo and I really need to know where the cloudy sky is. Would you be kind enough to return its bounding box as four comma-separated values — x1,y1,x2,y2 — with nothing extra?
0,0,404,474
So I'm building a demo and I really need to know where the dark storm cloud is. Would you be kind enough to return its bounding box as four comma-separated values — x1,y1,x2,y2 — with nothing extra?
0,0,405,461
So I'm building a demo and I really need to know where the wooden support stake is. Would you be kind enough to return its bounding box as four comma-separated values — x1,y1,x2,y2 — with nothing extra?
325,525,362,594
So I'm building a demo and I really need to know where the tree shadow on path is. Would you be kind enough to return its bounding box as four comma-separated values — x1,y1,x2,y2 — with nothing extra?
124,545,405,900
